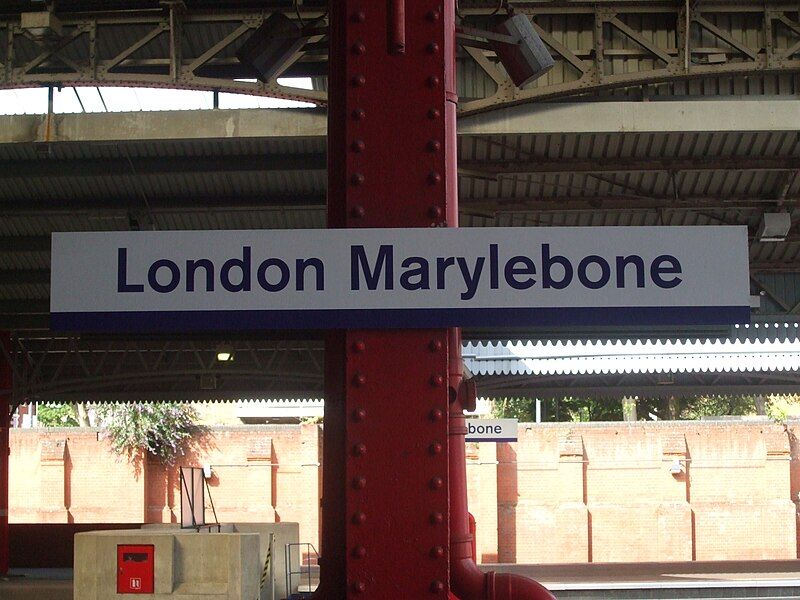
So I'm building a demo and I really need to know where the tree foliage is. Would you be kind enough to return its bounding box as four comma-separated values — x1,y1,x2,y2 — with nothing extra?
36,404,80,427
493,396,622,422
96,402,199,464
492,394,800,423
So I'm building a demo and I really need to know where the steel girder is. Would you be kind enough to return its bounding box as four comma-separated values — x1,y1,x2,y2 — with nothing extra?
458,2,800,113
0,5,328,104
0,3,799,112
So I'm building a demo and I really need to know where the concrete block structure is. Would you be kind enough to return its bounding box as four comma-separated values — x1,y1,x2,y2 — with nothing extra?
75,529,260,600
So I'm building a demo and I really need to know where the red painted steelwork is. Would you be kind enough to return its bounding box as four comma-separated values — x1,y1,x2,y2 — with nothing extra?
469,513,477,562
0,332,10,576
448,329,555,600
388,0,406,54
318,0,454,597
320,0,554,596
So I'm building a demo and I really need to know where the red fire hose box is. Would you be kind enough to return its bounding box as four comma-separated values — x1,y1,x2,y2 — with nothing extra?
117,544,154,594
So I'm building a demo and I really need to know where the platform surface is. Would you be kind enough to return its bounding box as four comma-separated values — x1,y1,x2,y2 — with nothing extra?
4,561,800,599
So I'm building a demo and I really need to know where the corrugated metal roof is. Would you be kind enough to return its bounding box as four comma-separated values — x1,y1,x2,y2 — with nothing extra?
464,335,800,376
0,128,794,206
457,130,800,203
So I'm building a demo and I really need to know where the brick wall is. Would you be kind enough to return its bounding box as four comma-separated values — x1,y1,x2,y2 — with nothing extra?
9,421,800,564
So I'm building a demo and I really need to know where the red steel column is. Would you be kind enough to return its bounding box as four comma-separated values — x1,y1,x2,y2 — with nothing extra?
0,333,11,575
319,0,455,597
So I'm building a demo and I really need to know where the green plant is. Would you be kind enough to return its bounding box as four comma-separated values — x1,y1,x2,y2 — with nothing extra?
767,395,800,422
36,404,80,427
96,402,199,464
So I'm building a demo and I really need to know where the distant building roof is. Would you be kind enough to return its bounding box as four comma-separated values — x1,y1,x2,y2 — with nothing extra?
464,324,800,377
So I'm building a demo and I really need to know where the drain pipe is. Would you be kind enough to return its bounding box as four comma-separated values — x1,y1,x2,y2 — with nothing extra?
448,328,556,600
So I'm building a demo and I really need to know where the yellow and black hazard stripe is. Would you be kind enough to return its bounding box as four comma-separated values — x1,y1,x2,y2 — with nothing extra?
258,540,272,593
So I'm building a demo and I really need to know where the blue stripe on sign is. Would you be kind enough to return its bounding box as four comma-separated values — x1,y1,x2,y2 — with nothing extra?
50,305,750,332
466,438,517,443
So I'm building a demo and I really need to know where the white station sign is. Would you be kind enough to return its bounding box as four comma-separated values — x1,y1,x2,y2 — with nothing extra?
465,419,518,443
50,226,750,331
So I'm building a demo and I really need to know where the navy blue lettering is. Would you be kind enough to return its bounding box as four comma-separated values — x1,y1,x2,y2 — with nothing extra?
148,259,180,293
542,244,573,289
456,257,485,301
651,255,683,289
221,246,251,292
489,244,499,289
351,245,394,290
436,257,455,289
186,259,214,292
296,258,324,291
504,256,536,290
578,255,611,289
616,255,645,289
117,248,144,293
257,258,291,292
400,257,430,290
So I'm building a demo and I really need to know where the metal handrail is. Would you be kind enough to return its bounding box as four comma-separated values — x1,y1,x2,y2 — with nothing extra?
285,542,319,598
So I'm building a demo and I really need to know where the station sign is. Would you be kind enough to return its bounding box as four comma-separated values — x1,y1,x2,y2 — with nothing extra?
50,226,750,332
465,419,518,443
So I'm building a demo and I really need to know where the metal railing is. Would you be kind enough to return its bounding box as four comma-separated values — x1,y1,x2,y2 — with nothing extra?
285,542,319,598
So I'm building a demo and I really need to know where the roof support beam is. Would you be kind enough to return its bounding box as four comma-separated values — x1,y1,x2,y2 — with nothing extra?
0,195,327,213
1,101,799,146
0,195,795,217
0,236,50,252
0,154,326,179
460,157,800,175
0,156,792,196
0,270,48,285
459,100,800,135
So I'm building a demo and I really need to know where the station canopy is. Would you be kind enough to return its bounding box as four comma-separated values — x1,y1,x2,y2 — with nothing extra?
1,0,800,405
